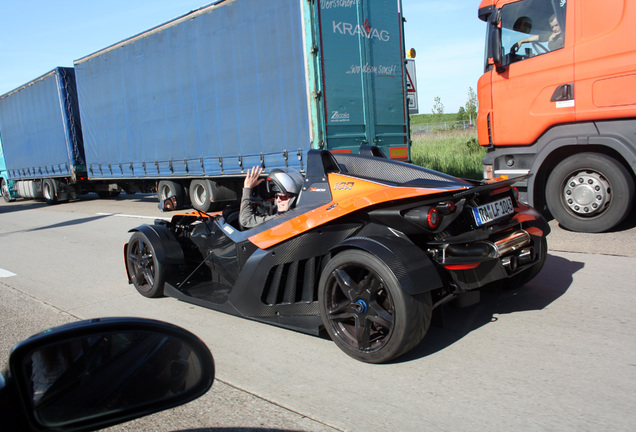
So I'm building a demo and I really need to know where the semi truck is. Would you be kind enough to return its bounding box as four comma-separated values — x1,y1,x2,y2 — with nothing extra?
477,0,636,232
0,0,411,211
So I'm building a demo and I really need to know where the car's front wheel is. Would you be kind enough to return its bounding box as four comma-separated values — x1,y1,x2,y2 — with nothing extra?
318,249,432,363
126,231,166,298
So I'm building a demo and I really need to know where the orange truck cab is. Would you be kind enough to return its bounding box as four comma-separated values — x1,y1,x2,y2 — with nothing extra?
478,0,636,232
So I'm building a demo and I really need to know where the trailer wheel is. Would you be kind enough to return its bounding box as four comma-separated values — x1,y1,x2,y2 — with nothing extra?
126,231,166,298
318,249,432,363
1,179,14,202
157,180,186,209
189,180,224,212
546,153,634,233
43,179,59,204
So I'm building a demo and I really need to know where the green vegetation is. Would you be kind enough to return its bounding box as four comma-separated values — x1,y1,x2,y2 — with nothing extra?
410,112,459,126
410,129,485,180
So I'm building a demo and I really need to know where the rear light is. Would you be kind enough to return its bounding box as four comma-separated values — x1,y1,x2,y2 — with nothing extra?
427,208,440,229
444,263,481,270
404,206,442,230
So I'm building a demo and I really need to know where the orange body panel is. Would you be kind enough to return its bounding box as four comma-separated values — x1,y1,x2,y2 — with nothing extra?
248,173,467,249
573,0,636,122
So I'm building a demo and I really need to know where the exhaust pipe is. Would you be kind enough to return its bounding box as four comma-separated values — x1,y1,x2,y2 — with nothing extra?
494,230,531,257
502,255,518,272
518,247,536,265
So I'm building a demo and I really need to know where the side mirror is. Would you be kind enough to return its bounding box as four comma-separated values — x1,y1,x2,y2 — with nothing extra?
7,318,214,432
488,9,504,68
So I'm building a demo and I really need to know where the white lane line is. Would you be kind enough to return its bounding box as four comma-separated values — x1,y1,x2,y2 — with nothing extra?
96,213,169,221
0,268,17,278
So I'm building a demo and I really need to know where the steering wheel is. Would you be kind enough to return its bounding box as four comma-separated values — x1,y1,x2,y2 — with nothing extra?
531,40,549,54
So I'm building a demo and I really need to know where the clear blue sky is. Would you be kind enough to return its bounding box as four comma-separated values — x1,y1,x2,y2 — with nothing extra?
0,1,485,114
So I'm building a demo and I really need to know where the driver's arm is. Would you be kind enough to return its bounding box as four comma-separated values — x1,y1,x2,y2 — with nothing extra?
239,166,275,229
515,34,540,49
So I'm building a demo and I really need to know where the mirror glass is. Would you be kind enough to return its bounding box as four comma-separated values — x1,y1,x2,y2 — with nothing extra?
18,330,207,428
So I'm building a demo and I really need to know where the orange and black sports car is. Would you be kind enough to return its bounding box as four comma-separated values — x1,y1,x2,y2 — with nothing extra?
125,149,549,363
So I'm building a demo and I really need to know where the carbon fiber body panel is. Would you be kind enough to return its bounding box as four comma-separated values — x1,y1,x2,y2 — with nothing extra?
128,150,550,335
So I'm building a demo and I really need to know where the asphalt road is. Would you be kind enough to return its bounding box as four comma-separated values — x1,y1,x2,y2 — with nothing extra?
1,195,635,432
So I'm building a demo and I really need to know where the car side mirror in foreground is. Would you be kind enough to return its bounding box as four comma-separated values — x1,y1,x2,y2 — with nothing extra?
5,317,214,432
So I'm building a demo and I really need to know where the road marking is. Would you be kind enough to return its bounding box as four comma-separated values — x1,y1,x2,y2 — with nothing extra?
96,213,169,221
0,268,17,278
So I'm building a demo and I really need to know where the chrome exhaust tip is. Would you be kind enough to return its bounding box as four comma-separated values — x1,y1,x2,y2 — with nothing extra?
518,247,536,265
494,230,531,257
502,255,518,273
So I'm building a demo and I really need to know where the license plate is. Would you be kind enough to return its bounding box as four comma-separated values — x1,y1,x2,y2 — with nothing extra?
472,197,514,226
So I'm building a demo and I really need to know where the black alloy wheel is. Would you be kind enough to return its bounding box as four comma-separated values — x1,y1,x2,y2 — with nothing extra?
126,231,166,298
319,249,431,363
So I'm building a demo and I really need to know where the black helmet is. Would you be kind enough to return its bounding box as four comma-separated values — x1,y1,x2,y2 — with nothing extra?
267,168,304,207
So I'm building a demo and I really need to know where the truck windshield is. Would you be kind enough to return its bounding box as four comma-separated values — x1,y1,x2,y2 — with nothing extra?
499,0,567,65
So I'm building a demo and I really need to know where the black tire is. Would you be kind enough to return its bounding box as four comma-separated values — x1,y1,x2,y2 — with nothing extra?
43,179,58,204
1,179,14,202
189,179,224,212
546,153,635,233
507,237,548,289
318,249,432,363
157,180,186,209
126,231,166,298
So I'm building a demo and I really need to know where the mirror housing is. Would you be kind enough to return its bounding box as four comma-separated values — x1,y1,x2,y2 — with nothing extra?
7,317,214,432
488,9,504,69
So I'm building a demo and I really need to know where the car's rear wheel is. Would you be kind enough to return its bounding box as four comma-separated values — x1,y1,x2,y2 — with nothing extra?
319,249,432,363
126,231,166,298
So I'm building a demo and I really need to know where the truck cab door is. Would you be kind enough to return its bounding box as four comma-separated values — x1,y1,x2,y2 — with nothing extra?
489,0,574,146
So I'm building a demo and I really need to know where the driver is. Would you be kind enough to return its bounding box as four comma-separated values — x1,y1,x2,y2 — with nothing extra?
239,165,303,229
515,14,563,52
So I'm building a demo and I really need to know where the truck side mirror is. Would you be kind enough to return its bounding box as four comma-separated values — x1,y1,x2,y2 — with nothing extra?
489,10,504,69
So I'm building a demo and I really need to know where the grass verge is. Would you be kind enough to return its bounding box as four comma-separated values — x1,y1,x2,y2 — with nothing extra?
410,130,486,180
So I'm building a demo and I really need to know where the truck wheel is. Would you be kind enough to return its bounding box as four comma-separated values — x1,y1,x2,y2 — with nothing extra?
189,180,224,212
318,249,432,363
43,179,58,204
157,180,186,209
126,231,166,298
546,153,634,233
1,179,14,202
